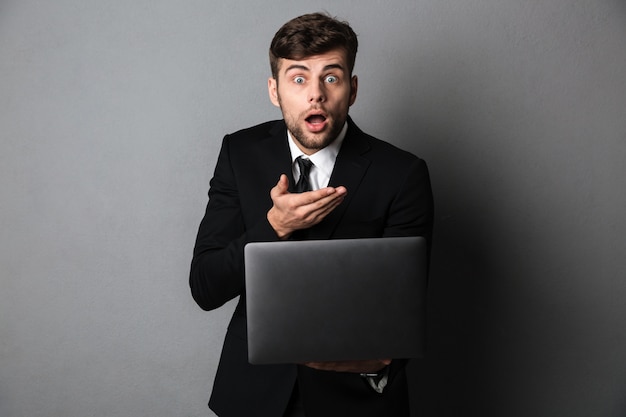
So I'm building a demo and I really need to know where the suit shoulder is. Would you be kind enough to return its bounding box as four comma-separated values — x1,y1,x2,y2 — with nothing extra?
348,120,425,164
362,132,425,166
225,120,284,142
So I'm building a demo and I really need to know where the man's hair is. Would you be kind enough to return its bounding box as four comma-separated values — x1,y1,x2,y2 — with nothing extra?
269,12,358,79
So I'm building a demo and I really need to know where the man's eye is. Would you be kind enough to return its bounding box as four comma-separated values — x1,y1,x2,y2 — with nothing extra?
325,75,338,83
294,76,305,84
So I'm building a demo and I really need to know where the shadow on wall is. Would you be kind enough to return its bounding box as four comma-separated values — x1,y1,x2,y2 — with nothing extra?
385,34,626,415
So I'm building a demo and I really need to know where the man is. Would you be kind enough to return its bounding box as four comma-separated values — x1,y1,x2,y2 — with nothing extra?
190,12,433,417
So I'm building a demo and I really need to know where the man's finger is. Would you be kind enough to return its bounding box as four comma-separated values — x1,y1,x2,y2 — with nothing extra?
295,186,347,207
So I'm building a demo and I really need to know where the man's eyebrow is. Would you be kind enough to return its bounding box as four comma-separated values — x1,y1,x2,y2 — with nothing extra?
322,64,345,72
284,64,310,73
283,63,346,73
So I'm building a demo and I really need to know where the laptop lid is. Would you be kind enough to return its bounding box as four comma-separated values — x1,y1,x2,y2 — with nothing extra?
244,236,427,365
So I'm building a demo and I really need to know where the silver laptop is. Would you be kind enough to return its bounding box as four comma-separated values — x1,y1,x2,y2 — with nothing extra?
244,236,428,365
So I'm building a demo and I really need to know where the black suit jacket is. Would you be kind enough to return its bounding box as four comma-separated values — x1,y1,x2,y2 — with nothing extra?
190,118,434,417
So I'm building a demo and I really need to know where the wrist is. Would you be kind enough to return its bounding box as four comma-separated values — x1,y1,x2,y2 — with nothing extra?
266,209,292,240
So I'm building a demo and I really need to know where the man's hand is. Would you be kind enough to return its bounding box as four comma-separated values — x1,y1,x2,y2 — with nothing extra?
267,174,347,239
303,359,391,373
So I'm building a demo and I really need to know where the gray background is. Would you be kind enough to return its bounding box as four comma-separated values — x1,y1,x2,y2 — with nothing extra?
1,0,625,416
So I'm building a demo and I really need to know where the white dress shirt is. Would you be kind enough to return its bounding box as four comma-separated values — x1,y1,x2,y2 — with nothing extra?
287,122,348,190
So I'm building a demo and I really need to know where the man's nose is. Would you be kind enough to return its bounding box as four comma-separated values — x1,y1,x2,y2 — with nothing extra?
308,82,326,103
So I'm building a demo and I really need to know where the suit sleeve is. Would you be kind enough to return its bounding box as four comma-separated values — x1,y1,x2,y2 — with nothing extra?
189,135,278,311
382,157,434,247
381,157,434,387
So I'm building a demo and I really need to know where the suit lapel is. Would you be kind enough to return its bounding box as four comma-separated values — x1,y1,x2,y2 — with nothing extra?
254,120,295,189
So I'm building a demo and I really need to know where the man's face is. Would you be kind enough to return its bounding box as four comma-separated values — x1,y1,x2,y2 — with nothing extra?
268,49,358,155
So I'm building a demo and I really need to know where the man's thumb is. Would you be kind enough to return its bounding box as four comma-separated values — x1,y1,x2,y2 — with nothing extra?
273,174,290,194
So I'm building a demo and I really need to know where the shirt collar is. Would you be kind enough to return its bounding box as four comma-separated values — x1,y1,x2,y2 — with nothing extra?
287,122,347,178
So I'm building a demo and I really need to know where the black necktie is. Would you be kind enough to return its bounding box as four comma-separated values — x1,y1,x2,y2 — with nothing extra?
294,156,313,193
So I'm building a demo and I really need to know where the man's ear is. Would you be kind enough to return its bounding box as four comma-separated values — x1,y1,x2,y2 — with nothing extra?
268,77,280,107
349,75,358,106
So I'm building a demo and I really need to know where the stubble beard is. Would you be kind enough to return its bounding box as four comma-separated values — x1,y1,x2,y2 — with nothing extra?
282,108,347,153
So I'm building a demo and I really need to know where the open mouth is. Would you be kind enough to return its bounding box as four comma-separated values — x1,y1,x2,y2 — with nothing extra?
305,113,328,132
305,114,327,124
